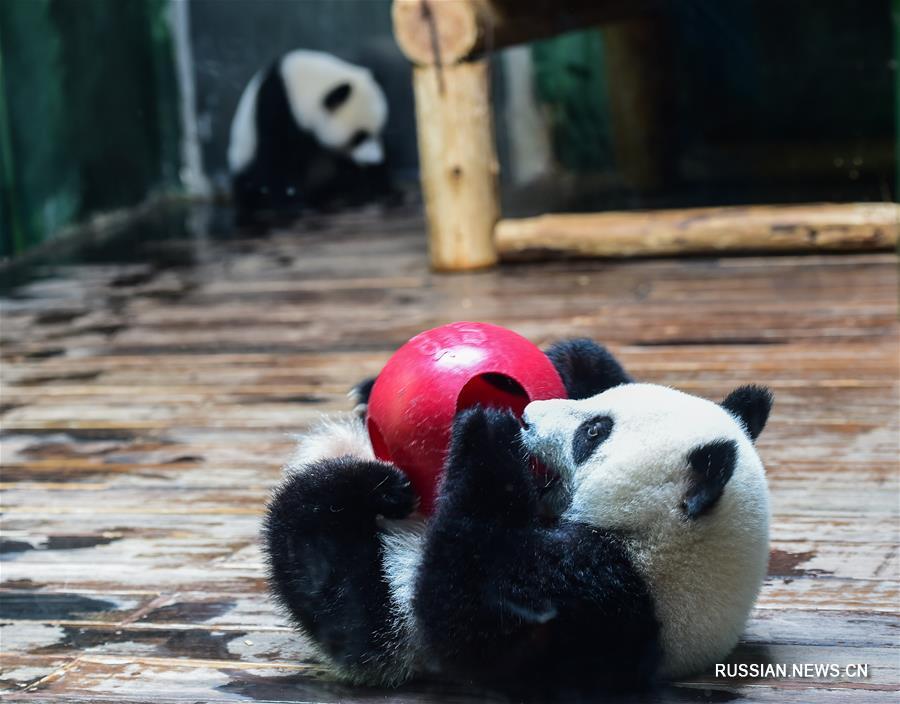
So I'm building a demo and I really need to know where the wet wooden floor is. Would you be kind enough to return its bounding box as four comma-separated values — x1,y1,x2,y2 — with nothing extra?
1,206,898,702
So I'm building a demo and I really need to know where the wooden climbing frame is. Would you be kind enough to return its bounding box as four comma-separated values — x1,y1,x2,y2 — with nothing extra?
392,0,899,270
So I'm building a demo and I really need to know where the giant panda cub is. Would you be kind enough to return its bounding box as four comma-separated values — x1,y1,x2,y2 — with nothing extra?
228,50,392,221
264,339,773,697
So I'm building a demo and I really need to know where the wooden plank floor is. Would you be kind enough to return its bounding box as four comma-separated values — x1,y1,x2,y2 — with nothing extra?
1,206,897,702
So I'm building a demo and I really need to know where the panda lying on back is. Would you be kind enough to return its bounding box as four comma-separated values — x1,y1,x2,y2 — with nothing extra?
228,50,393,221
264,340,772,697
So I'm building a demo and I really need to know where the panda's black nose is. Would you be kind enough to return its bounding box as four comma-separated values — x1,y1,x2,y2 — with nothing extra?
520,416,530,431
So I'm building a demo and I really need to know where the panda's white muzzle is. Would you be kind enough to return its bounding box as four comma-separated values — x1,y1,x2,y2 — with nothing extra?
351,139,384,165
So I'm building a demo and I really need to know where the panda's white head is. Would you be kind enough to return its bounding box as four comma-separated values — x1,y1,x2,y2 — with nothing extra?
280,50,388,165
521,382,773,677
521,383,771,530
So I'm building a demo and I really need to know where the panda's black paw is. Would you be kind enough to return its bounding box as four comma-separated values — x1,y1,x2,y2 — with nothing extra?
452,405,524,467
366,463,418,519
282,457,416,522
442,406,535,520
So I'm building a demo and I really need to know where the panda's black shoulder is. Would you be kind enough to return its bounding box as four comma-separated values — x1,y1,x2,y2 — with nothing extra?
416,515,662,695
543,338,633,400
540,521,662,689
552,520,657,617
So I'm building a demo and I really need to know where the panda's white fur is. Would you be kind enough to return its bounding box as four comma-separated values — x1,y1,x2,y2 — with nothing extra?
228,70,264,174
228,50,388,174
284,413,375,474
274,382,769,686
379,520,428,680
521,383,770,678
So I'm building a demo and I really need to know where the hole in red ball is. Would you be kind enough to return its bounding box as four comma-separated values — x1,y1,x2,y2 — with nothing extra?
455,373,530,416
367,417,392,462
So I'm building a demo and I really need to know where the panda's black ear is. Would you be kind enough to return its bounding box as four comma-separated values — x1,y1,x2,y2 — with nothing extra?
684,439,737,519
721,385,773,441
323,82,353,111
543,338,632,400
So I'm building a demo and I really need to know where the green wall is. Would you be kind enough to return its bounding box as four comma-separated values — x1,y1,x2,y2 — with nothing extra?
0,0,180,258
895,0,900,190
531,1,894,178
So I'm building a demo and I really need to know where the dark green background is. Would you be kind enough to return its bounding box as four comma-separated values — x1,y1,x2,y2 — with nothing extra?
0,0,179,258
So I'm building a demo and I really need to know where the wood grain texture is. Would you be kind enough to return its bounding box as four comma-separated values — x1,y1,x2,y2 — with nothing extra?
496,202,900,258
413,60,500,270
1,205,897,702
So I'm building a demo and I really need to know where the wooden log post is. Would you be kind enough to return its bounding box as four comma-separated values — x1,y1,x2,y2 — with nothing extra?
495,203,900,259
412,60,500,270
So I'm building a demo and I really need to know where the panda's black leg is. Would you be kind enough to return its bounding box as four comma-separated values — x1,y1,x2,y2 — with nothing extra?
436,405,538,523
415,407,556,686
262,457,415,676
544,338,633,399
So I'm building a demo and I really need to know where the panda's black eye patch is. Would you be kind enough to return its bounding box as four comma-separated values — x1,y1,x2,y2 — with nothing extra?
573,415,614,465
347,130,370,149
323,82,353,111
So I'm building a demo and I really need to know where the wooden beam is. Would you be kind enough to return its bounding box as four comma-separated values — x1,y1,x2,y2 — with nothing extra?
393,0,658,66
413,59,500,270
495,203,900,259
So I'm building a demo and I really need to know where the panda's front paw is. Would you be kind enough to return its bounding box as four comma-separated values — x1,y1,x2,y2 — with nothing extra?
367,463,418,519
280,457,417,522
451,405,521,463
442,405,536,520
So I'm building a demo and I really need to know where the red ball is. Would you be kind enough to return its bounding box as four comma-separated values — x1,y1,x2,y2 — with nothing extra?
366,322,566,513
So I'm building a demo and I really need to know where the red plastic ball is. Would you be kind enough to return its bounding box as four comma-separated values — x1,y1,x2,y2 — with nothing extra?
366,322,566,513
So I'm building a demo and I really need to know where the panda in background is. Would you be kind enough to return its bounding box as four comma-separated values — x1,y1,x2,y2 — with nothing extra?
263,340,773,698
228,50,394,222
